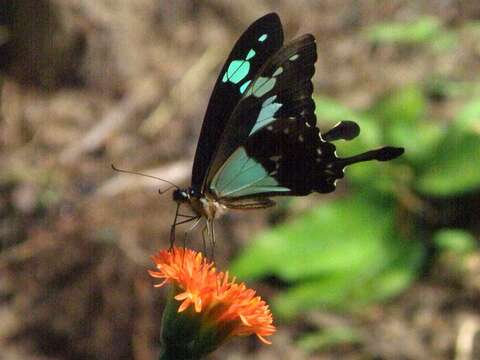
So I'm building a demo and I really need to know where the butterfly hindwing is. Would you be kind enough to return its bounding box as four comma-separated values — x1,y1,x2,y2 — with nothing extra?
191,13,284,189
207,34,324,200
209,145,291,198
243,117,341,197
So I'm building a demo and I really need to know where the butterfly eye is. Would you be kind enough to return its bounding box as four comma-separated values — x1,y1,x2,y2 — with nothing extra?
173,189,188,202
189,188,200,198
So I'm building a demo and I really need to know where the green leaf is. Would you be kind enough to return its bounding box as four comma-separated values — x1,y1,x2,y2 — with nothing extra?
231,195,393,281
434,229,477,254
416,131,480,196
272,236,422,318
314,95,359,123
345,161,408,196
297,327,362,353
231,195,423,318
369,86,426,126
365,17,442,45
385,120,444,165
273,273,357,318
356,240,423,303
367,86,438,166
455,98,480,133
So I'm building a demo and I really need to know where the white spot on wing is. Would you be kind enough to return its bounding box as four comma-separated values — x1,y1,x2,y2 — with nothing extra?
272,67,283,77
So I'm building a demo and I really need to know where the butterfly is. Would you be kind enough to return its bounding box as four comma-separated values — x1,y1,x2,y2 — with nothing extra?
166,13,404,246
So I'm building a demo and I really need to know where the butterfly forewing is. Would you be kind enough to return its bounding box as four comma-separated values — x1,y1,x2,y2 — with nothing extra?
191,13,284,189
207,34,328,200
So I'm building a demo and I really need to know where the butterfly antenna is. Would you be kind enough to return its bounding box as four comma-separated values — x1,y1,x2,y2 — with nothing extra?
111,164,180,191
338,146,404,166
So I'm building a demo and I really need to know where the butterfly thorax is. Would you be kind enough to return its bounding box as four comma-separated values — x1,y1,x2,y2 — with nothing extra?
173,187,225,220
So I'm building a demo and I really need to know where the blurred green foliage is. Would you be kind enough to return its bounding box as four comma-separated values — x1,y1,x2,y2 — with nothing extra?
364,16,459,52
230,16,479,350
365,16,442,45
297,326,362,353
433,229,477,255
234,194,423,319
432,228,477,281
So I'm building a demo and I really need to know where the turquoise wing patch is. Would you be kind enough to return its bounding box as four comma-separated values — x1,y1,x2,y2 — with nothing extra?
221,33,276,92
249,95,282,135
222,60,250,84
210,147,290,198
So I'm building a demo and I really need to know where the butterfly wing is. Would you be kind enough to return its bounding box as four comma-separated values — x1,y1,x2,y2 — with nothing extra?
206,34,403,201
206,34,317,199
191,13,284,189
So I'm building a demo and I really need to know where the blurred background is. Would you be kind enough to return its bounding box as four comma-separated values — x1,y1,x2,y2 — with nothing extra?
1,1,480,359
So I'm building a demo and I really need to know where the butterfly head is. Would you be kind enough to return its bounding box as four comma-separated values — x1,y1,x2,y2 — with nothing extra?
172,187,201,203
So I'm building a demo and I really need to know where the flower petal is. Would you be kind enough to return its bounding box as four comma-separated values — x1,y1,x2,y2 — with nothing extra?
149,247,275,344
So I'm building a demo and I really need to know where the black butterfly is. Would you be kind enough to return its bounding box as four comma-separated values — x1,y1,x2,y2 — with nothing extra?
167,13,404,246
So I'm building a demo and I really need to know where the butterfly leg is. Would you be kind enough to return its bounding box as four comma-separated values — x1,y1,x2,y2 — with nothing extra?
201,224,208,255
211,221,216,260
205,219,216,259
171,216,199,242
169,203,180,249
182,216,202,248
169,203,198,249
178,213,196,218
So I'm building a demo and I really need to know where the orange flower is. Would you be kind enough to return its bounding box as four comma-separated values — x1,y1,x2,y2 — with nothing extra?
149,247,275,347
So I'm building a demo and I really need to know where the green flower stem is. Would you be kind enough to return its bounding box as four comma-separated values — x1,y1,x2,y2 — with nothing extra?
158,349,175,360
158,286,240,359
158,348,204,360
